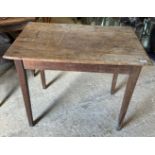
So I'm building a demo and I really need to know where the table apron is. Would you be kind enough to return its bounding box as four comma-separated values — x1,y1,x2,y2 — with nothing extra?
23,60,140,74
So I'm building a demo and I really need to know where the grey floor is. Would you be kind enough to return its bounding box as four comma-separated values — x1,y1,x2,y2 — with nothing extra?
0,64,155,136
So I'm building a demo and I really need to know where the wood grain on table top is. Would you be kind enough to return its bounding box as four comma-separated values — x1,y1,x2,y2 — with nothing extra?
3,22,152,66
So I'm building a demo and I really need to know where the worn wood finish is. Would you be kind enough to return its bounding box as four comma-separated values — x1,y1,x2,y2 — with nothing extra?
3,23,152,129
14,60,33,126
117,66,142,130
111,73,118,94
39,17,75,85
23,60,133,74
4,22,152,66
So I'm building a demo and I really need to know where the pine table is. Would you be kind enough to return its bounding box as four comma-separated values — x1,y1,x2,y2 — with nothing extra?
3,22,152,130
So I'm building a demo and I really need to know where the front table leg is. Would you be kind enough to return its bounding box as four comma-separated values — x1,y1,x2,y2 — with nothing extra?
117,66,142,130
14,60,34,126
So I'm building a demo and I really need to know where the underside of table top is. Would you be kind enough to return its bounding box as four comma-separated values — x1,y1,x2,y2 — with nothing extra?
3,22,152,66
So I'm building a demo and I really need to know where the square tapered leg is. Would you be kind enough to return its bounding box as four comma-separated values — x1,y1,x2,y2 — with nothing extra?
40,70,46,89
117,66,142,130
111,73,118,94
14,60,33,126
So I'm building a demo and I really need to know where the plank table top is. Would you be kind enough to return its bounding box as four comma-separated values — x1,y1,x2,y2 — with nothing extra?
3,22,152,66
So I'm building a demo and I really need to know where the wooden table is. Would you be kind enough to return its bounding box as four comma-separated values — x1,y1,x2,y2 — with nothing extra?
3,22,152,130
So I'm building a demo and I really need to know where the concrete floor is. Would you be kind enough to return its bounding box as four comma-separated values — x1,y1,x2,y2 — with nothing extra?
0,65,155,136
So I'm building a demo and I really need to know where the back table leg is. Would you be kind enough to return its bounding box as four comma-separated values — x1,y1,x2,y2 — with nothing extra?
14,60,33,126
40,70,46,89
117,66,142,130
111,73,118,94
31,70,35,76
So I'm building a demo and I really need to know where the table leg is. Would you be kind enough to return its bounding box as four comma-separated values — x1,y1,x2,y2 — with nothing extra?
31,70,35,76
40,70,46,89
111,73,118,94
117,66,142,130
14,60,33,126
